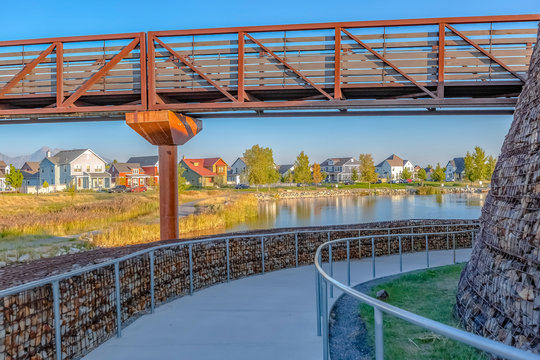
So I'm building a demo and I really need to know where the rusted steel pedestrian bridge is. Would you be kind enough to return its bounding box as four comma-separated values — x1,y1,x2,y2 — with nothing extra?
0,14,538,124
0,13,539,244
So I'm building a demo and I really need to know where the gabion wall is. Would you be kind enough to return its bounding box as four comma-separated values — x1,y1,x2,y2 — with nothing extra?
0,219,476,360
455,27,540,354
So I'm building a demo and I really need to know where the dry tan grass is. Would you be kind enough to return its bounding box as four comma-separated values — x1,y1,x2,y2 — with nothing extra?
0,190,258,250
92,194,258,247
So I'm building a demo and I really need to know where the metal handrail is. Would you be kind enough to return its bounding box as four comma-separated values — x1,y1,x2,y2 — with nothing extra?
0,221,477,297
0,221,478,360
314,230,539,360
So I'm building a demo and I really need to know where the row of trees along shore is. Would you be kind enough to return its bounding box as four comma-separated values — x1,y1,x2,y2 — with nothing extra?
241,145,497,189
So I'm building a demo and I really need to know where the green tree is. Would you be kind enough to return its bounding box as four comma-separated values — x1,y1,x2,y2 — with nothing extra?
351,168,358,182
417,168,427,183
358,154,378,187
485,155,497,180
431,163,446,182
177,165,188,192
464,151,476,182
288,171,294,183
6,165,23,191
294,151,311,184
243,145,279,190
312,163,323,184
42,180,49,193
473,146,486,182
401,167,412,181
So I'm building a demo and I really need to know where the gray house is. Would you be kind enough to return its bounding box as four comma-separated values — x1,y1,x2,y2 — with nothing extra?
40,149,111,191
445,157,466,181
21,161,41,193
320,157,359,182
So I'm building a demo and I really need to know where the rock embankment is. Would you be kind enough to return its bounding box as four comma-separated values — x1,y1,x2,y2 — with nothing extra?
254,187,486,200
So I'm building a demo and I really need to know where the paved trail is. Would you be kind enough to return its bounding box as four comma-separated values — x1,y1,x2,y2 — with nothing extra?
84,249,471,360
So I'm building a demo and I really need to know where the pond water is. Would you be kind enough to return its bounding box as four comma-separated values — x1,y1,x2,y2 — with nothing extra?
227,193,485,232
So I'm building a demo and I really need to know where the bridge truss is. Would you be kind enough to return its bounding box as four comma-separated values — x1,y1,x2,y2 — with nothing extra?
0,15,538,123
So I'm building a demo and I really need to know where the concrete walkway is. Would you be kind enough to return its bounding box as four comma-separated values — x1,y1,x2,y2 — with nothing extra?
84,249,472,360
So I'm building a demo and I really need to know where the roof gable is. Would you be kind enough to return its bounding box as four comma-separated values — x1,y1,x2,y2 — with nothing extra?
127,156,159,167
22,161,40,173
231,157,246,168
182,159,218,177
111,162,142,173
321,157,355,166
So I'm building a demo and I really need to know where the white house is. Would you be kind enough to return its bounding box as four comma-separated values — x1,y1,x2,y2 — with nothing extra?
0,161,10,192
375,154,415,181
228,157,247,184
320,157,359,182
445,157,466,181
39,149,111,191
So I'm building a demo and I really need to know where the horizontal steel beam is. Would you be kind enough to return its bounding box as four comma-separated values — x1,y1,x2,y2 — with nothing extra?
0,109,514,124
151,98,518,112
186,109,514,118
150,14,540,37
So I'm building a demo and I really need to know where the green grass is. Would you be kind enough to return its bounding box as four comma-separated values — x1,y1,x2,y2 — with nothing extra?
359,264,488,360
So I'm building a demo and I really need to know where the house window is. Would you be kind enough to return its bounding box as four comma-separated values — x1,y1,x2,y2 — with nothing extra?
193,162,199,166
86,165,90,172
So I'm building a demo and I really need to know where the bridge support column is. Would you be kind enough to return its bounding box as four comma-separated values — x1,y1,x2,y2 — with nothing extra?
158,145,179,240
126,110,202,240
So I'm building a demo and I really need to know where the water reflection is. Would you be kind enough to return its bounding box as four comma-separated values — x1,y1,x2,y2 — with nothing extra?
228,193,486,233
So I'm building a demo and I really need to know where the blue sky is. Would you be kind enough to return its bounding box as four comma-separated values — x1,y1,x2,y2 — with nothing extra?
0,0,536,166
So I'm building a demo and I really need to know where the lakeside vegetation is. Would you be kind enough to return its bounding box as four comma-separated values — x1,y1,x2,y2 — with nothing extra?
91,194,258,247
0,190,258,261
359,264,487,360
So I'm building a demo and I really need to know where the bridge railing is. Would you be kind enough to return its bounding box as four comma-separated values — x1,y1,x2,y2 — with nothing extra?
314,230,540,360
0,33,147,116
0,15,538,119
148,15,539,113
0,220,477,360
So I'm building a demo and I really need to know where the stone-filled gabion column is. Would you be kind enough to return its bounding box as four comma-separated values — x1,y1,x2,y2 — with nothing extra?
455,27,540,353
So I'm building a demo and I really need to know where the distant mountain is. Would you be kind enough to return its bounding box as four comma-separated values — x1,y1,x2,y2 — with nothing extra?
0,146,63,168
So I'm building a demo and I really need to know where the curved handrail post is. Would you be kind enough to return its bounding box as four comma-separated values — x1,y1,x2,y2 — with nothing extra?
371,237,376,278
399,236,402,272
189,244,193,295
329,243,333,298
149,250,155,313
374,307,384,360
295,232,299,267
315,268,322,336
453,233,456,264
52,281,62,360
346,239,351,286
425,234,430,268
114,261,122,337
226,238,230,282
321,280,329,360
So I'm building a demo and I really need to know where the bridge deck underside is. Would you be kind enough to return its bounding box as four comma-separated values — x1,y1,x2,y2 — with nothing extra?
0,16,537,122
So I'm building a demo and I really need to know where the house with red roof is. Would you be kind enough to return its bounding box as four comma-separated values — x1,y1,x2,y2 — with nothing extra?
180,157,228,187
